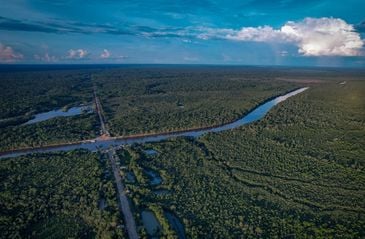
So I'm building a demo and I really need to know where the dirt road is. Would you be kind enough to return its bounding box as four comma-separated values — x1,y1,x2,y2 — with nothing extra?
108,149,139,239
94,86,138,238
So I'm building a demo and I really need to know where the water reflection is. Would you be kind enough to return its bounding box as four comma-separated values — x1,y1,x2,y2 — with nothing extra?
23,105,93,125
145,169,163,186
141,210,162,237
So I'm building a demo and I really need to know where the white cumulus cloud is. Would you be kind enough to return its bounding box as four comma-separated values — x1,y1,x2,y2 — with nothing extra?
100,49,111,58
281,18,363,56
0,43,23,62
67,49,88,59
202,17,364,56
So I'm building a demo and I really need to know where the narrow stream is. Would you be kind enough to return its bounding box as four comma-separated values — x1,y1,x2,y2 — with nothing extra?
164,211,186,239
0,87,308,159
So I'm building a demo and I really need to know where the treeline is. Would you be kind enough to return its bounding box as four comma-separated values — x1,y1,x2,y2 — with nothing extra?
0,150,124,238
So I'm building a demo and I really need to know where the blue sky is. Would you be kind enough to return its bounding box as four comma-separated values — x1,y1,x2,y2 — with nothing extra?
0,0,364,66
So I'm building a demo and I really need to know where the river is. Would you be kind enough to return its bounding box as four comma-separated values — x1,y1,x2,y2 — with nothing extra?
0,87,308,159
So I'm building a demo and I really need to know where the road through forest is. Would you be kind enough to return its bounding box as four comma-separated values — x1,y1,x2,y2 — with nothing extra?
94,87,139,239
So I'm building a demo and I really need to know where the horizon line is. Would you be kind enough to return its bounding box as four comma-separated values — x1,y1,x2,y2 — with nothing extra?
0,63,364,70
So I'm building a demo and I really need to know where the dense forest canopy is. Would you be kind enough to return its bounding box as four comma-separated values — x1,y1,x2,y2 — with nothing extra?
120,79,365,238
0,66,364,238
0,150,124,238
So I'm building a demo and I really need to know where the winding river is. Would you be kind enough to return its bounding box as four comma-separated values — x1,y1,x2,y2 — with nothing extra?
0,87,308,159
